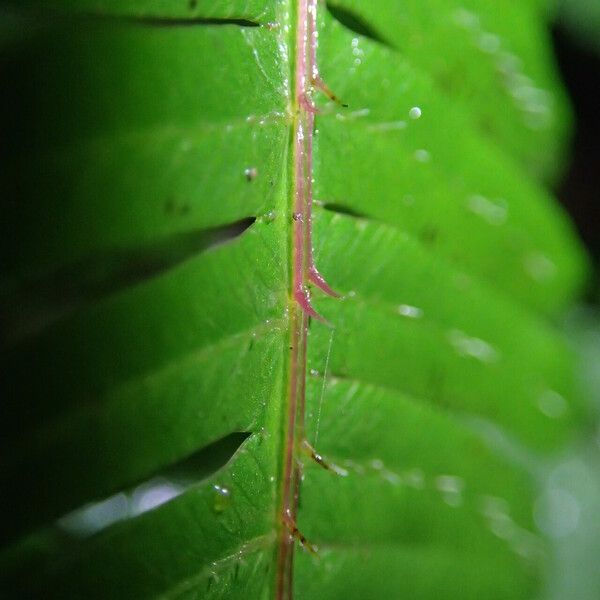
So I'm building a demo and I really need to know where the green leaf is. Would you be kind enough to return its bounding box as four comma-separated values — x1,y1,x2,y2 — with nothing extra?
0,1,589,599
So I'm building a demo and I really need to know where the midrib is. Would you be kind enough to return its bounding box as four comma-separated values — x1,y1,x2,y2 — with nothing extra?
276,1,318,598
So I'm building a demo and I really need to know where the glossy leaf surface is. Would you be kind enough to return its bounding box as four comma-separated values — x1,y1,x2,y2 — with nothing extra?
0,1,589,598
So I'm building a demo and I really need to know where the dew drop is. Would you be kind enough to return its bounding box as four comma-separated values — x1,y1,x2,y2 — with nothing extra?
397,304,423,319
212,485,231,514
453,7,479,29
448,329,500,364
435,475,464,506
409,106,422,119
403,468,425,489
534,488,581,538
480,495,510,519
435,475,464,494
523,252,556,282
244,167,258,182
537,390,569,419
489,513,517,539
414,149,431,163
352,108,371,119
382,469,401,485
467,194,508,225
478,32,500,53
496,52,522,74
512,532,542,560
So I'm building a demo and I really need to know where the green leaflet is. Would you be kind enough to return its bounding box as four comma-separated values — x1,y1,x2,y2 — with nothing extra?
0,1,589,599
326,0,572,181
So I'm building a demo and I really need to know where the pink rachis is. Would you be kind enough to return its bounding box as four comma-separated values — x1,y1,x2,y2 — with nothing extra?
292,0,339,325
276,2,343,598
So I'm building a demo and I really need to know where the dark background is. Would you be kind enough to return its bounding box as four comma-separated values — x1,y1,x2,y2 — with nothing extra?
553,24,600,295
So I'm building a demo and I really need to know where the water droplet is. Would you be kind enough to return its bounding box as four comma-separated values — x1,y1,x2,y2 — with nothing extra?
435,475,464,494
435,475,464,507
353,108,371,119
310,368,320,377
382,469,401,485
447,329,500,364
467,194,508,225
397,304,423,319
496,52,522,74
489,513,517,539
534,488,580,538
453,8,479,30
478,32,500,53
511,73,535,89
414,149,431,163
523,252,556,282
512,531,542,560
244,167,258,181
403,468,425,489
212,485,231,514
343,459,365,475
368,120,406,132
409,106,422,119
537,390,569,419
480,495,510,519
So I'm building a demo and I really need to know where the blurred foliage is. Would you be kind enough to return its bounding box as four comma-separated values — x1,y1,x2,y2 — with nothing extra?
558,0,600,53
0,1,591,598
